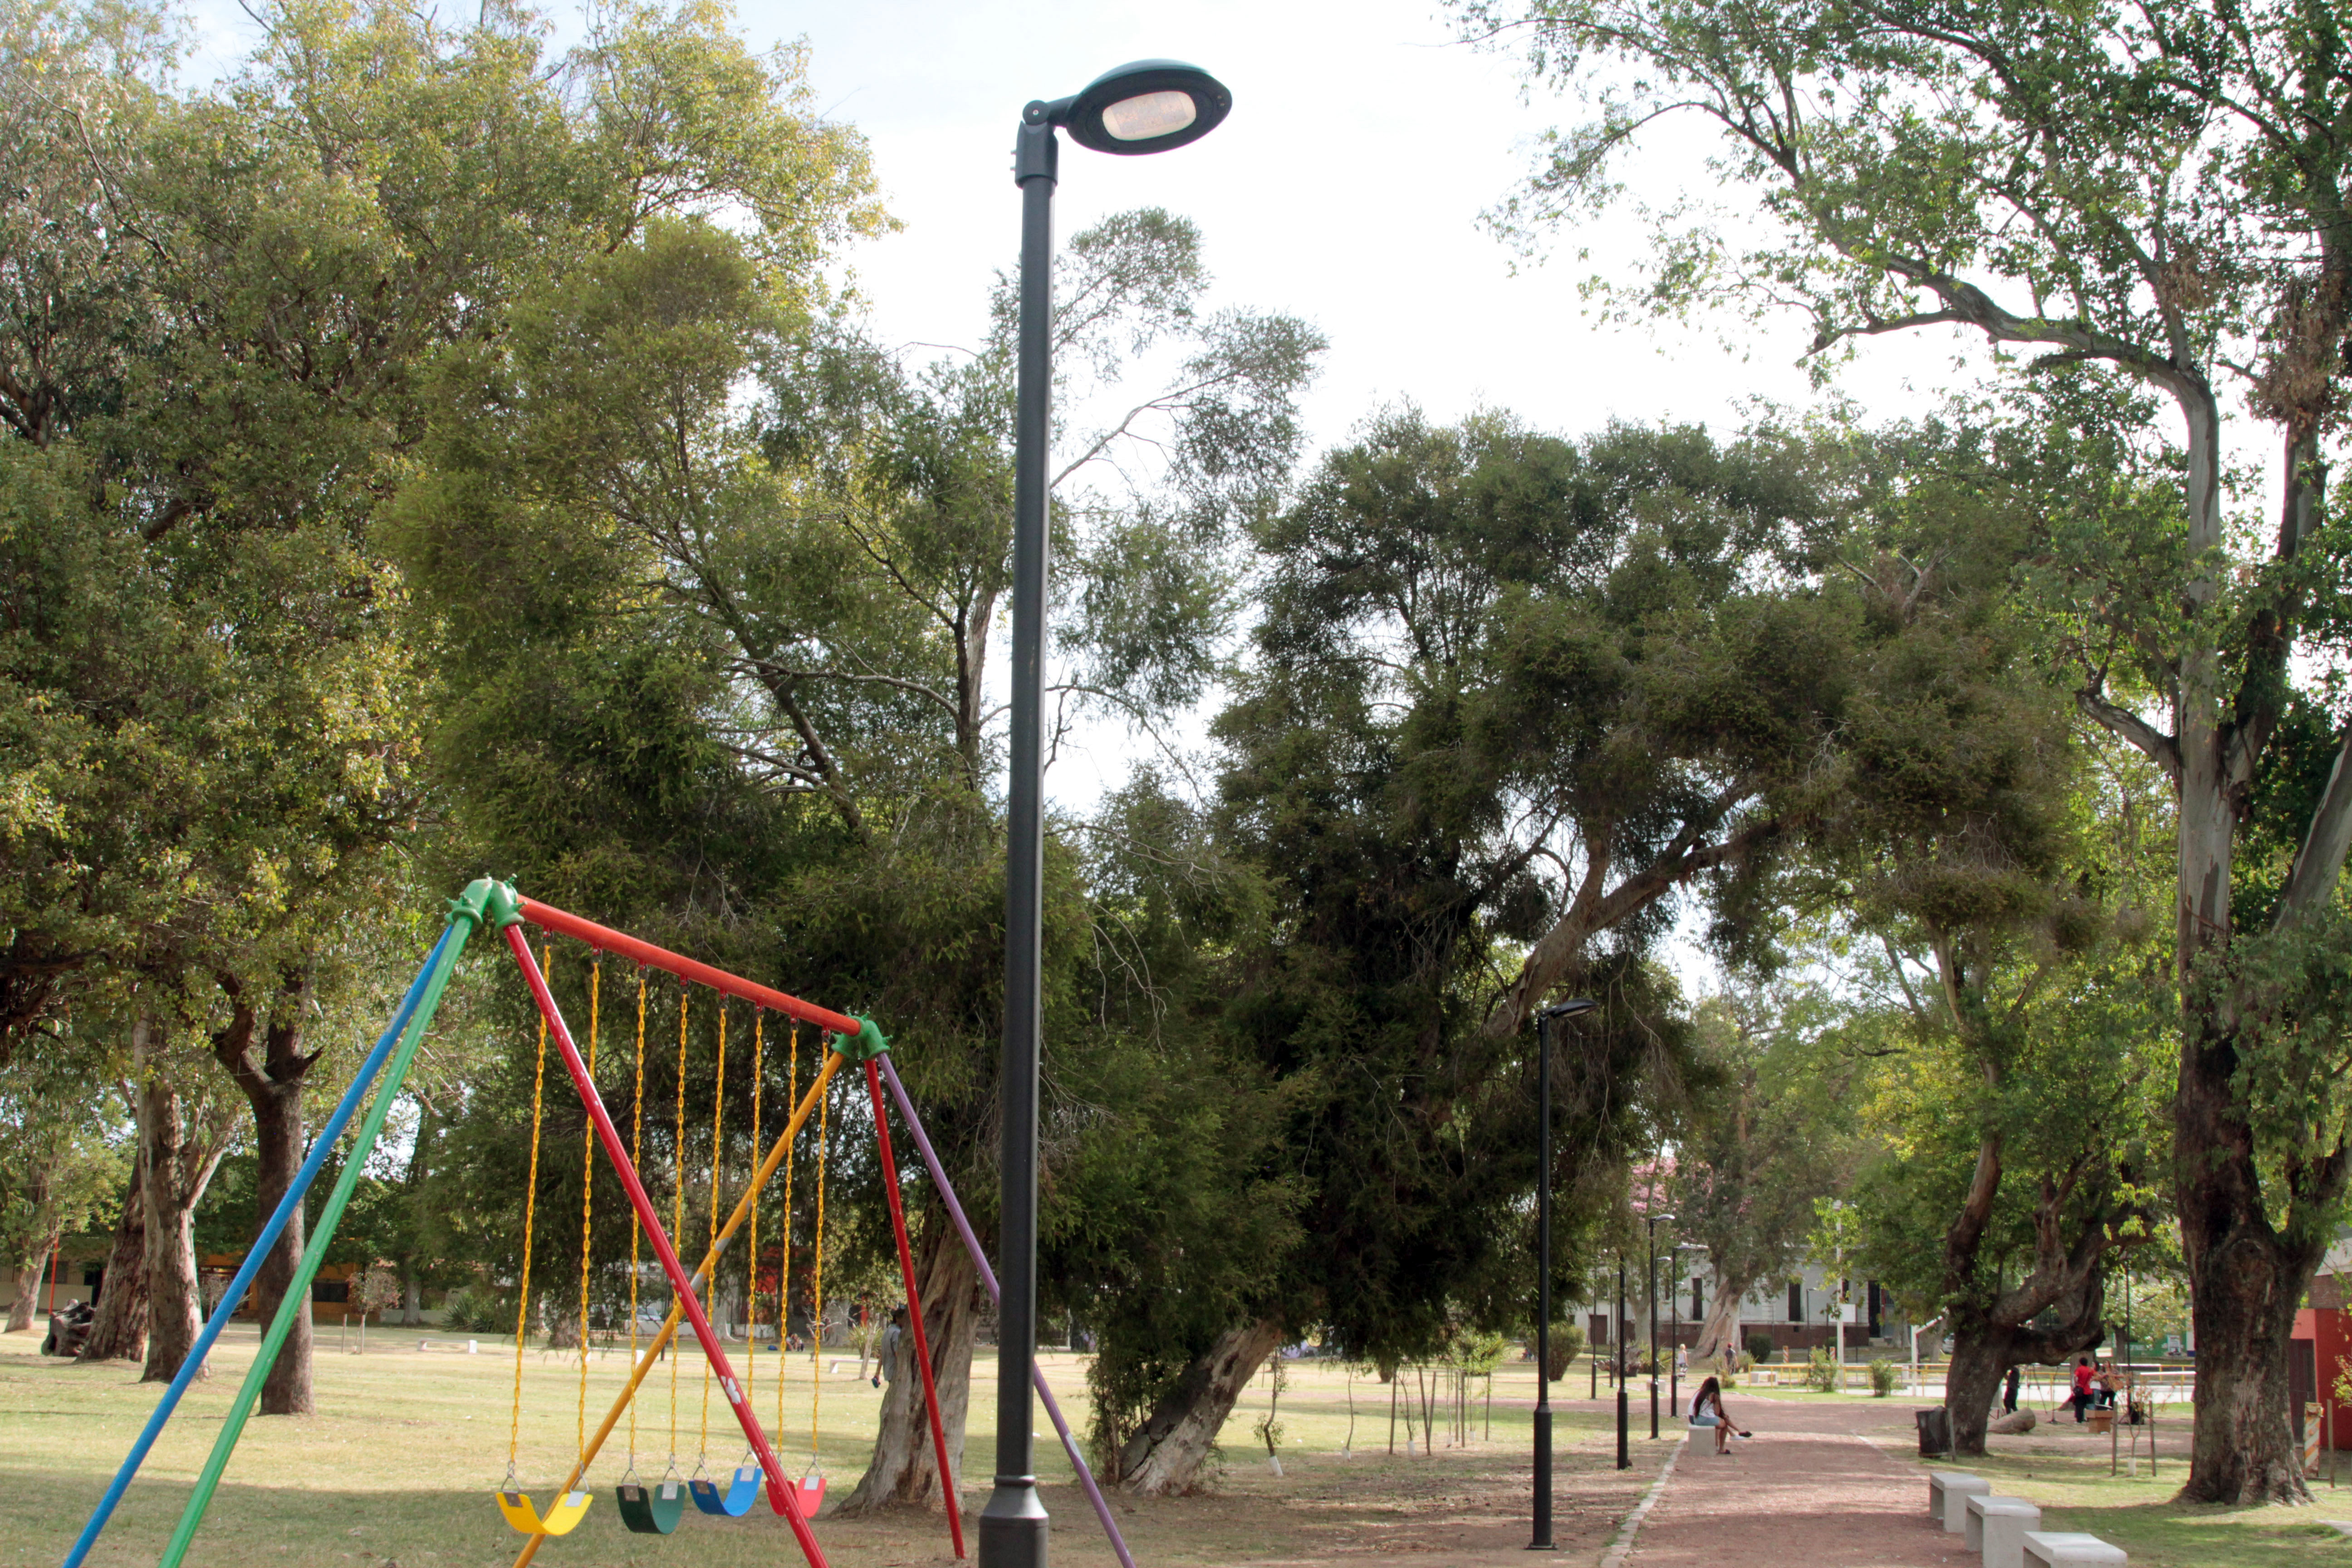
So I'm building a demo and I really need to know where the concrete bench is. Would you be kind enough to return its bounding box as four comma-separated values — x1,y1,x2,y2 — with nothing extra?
1929,1471,1991,1533
1965,1494,2041,1568
2022,1531,2127,1568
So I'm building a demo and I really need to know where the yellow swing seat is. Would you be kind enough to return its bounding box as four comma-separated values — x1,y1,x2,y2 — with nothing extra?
496,1488,595,1537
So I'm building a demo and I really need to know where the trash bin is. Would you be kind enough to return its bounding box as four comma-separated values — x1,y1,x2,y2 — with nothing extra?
1915,1406,1951,1456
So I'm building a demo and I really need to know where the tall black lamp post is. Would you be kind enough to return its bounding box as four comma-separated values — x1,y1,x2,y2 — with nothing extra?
1645,1212,1675,1440
1671,1241,1705,1425
1529,998,1597,1551
1616,1253,1630,1469
996,60,1230,1568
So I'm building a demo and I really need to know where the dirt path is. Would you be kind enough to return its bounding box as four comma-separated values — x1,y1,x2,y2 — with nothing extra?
1625,1398,1970,1568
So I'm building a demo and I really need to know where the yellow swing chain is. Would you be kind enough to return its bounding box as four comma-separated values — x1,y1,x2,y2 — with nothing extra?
778,1021,797,1446
627,968,647,1475
669,980,687,1472
507,947,553,1486
576,960,599,1468
811,1056,829,1472
699,998,728,1465
745,1010,762,1459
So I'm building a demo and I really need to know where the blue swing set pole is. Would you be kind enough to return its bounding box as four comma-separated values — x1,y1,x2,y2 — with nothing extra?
59,917,460,1568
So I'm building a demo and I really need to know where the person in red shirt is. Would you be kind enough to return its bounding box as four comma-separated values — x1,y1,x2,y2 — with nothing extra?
2069,1356,2095,1423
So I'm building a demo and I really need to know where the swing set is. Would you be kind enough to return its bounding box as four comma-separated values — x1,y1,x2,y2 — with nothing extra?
59,879,1143,1568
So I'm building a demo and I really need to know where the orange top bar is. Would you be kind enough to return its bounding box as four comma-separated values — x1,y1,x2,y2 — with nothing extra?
517,896,861,1037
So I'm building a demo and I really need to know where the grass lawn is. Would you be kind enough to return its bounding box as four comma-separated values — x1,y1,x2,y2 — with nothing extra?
1788,1382,2352,1568
0,1327,1676,1568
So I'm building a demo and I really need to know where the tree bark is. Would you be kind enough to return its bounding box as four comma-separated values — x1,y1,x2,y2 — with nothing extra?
78,1097,149,1364
1943,1329,2013,1456
837,1219,980,1515
213,975,318,1415
138,1046,231,1384
7,1230,60,1332
1116,1317,1287,1497
1689,1273,1751,1364
5,1155,60,1332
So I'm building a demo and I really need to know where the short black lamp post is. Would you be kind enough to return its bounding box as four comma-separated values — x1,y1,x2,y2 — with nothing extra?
1645,1212,1675,1440
995,60,1231,1568
1529,997,1597,1550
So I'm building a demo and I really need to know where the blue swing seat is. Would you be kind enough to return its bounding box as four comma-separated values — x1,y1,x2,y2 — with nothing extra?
688,1465,763,1517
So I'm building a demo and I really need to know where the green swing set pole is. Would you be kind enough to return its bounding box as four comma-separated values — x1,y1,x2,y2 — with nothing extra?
155,878,507,1568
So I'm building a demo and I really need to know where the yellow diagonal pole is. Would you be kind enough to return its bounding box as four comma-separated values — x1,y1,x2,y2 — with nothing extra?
510,1049,846,1568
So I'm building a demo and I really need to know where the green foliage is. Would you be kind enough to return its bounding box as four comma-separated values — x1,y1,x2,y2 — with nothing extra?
1804,1347,1840,1392
1744,1330,1775,1364
1544,1323,1586,1379
1868,1357,1900,1397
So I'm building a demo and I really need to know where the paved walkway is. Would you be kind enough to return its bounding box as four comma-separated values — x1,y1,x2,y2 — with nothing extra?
1624,1398,1969,1568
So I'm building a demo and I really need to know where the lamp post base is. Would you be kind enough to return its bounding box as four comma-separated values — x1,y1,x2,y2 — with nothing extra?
979,1478,1049,1568
1529,1406,1553,1550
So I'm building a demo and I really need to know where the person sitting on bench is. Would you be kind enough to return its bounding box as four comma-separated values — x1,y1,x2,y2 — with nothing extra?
1689,1376,1748,1455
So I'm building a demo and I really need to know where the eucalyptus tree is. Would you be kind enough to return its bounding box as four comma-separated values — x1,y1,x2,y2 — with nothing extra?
1459,0,2352,1501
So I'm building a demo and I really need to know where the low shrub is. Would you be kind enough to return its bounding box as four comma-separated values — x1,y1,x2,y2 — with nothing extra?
1542,1323,1587,1380
1805,1347,1841,1392
1744,1330,1777,1364
1868,1358,1900,1397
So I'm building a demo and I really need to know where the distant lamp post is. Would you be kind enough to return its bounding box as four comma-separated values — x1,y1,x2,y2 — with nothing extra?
1529,997,1597,1550
995,59,1230,1568
1671,1243,1705,1425
1645,1213,1676,1439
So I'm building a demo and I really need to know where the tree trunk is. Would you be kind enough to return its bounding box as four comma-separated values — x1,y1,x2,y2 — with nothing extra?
7,1230,60,1332
1689,1275,1750,1364
215,979,318,1415
2175,1027,2327,1503
837,1218,980,1515
78,1107,149,1364
1116,1317,1286,1497
139,1057,230,1384
1942,1328,2013,1457
5,1154,60,1332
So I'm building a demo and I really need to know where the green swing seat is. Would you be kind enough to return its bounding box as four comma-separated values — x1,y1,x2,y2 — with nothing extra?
687,1465,763,1518
616,1477,688,1535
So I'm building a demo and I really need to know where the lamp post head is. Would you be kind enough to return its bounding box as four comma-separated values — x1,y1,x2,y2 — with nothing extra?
1032,60,1231,156
1541,997,1599,1022
1646,1212,1676,1230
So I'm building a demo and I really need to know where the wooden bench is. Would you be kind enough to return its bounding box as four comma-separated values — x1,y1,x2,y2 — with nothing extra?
2022,1530,2127,1568
1965,1495,2040,1568
1928,1471,1991,1533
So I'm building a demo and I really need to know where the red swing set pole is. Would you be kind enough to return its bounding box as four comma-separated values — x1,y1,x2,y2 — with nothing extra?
502,927,829,1568
866,1059,967,1558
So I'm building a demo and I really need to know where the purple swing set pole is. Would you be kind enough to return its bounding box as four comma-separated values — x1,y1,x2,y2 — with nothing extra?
875,1055,1140,1568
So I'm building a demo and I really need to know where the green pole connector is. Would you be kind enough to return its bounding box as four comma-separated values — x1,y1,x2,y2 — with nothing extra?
156,883,493,1568
838,1015,891,1062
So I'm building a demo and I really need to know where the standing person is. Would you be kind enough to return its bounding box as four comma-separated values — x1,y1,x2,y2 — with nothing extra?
1687,1376,1749,1455
2068,1355,2095,1422
873,1304,904,1390
2002,1364,2020,1415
